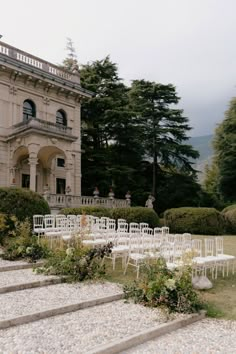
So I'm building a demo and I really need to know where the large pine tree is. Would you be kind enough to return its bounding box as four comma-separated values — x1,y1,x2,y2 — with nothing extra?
129,80,199,198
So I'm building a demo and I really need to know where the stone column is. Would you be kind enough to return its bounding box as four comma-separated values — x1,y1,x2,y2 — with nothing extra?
65,164,73,193
28,156,38,192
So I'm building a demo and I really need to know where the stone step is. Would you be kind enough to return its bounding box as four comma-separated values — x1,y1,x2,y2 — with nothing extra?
0,259,44,272
0,297,204,354
0,282,123,329
0,268,61,294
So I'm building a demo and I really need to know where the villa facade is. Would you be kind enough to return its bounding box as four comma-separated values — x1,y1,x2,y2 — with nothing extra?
0,41,129,209
0,41,92,197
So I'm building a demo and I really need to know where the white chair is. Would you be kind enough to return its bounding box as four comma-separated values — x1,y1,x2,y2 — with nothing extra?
33,215,45,239
142,227,153,249
161,226,169,235
140,222,149,231
183,233,191,242
159,242,177,270
124,236,147,279
117,223,129,246
215,237,235,277
153,228,162,249
203,238,218,278
107,219,116,242
129,223,140,238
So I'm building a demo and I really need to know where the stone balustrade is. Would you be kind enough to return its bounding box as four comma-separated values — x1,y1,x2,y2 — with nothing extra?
44,194,130,209
0,40,80,83
12,118,73,137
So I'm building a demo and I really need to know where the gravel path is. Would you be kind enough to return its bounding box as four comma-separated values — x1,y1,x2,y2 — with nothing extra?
0,300,172,354
0,259,29,267
126,319,236,354
0,282,122,320
0,269,57,288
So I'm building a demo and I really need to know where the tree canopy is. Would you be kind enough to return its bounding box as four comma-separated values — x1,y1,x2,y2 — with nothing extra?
78,56,201,211
209,98,236,202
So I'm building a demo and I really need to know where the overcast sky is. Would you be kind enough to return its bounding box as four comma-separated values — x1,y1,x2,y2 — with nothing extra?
1,0,235,136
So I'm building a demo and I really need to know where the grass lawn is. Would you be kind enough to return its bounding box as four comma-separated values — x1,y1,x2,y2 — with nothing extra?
104,235,236,320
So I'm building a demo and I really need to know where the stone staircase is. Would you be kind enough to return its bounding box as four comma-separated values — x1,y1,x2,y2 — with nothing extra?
0,260,204,354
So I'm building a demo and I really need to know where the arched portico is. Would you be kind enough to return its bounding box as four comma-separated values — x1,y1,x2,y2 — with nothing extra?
11,145,72,194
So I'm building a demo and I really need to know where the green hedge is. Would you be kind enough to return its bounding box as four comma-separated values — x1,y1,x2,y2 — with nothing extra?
0,188,50,224
222,204,236,214
164,207,226,235
61,206,159,228
223,209,236,234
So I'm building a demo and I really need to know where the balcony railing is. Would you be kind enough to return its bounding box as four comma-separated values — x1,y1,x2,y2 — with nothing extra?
0,41,80,84
44,194,130,209
11,118,74,138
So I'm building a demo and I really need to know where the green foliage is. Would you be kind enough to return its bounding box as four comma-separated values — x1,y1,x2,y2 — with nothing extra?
2,219,49,262
124,259,203,313
79,56,201,209
0,188,50,224
61,206,159,228
111,207,159,228
212,98,236,201
164,207,226,235
0,214,17,245
129,79,199,197
37,241,113,282
223,208,236,234
222,204,236,213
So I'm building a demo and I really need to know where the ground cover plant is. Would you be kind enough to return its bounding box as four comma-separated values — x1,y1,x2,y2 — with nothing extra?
2,218,49,262
36,239,113,282
123,259,203,313
105,235,236,319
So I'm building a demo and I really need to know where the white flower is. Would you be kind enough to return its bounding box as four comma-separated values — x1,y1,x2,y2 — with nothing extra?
165,278,176,290
66,247,75,256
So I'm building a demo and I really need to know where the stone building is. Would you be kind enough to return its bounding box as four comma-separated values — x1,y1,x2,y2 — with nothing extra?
0,40,92,197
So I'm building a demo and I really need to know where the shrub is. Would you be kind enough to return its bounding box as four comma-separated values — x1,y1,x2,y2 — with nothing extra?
124,259,203,313
0,188,50,224
224,208,236,234
222,204,236,214
36,240,113,282
0,214,17,245
164,207,226,235
2,219,49,262
110,207,159,228
61,206,159,228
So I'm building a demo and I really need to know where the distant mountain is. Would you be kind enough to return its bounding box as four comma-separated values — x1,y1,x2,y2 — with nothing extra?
189,134,214,180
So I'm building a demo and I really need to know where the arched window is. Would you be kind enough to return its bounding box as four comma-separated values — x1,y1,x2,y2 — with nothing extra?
23,100,36,121
56,110,67,126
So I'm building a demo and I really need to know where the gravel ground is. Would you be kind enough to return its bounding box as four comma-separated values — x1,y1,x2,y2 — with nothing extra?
0,282,122,320
0,300,173,354
0,259,29,267
125,319,236,354
0,269,58,288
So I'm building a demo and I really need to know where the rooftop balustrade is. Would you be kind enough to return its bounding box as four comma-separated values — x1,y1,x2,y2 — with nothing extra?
0,41,80,84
